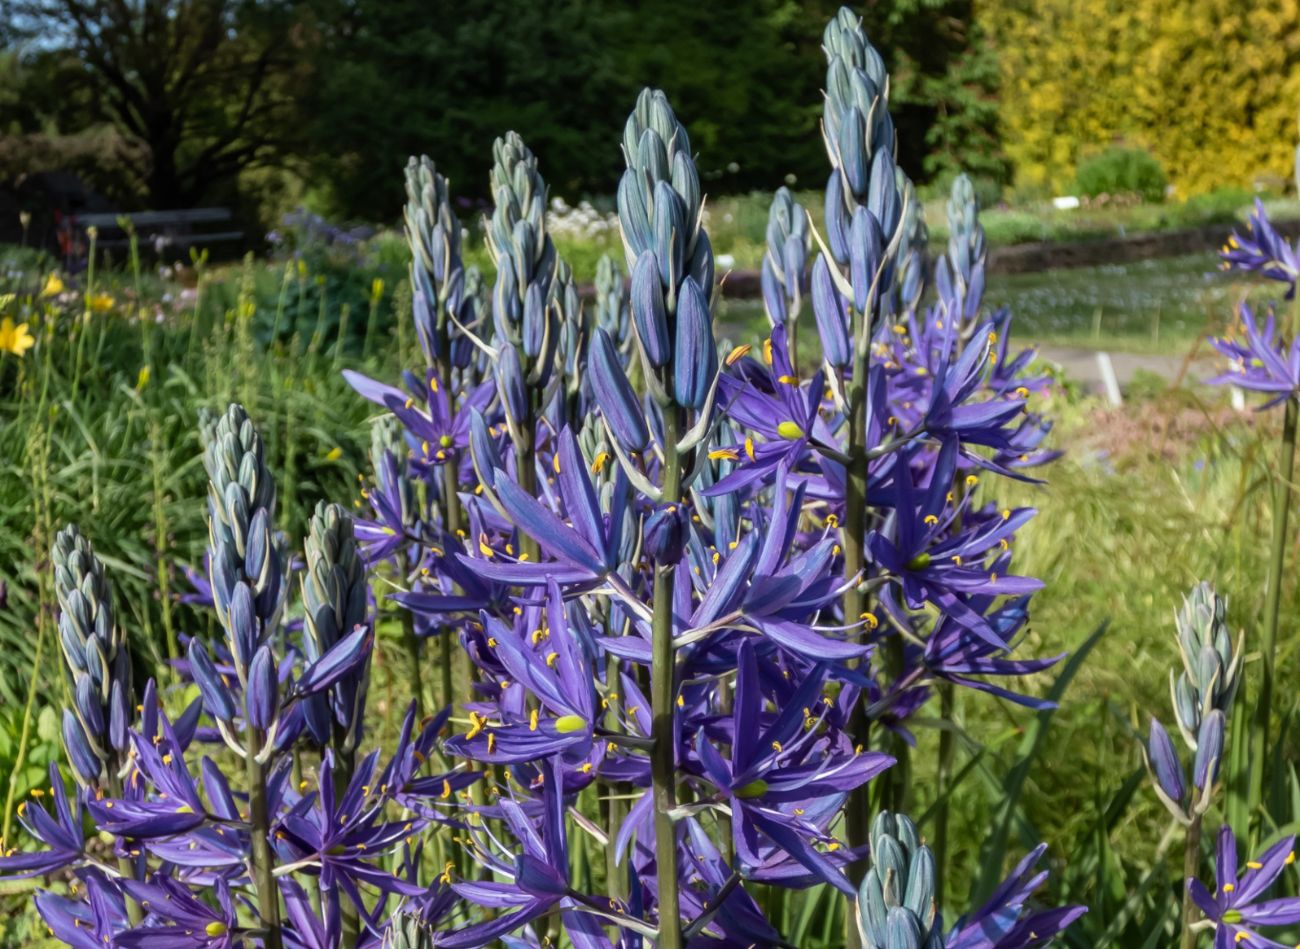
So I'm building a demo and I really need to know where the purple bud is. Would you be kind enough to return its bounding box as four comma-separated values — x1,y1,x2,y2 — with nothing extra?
62,709,101,786
849,207,882,313
762,258,786,326
644,503,690,565
1146,717,1185,804
468,408,504,491
825,172,850,265
496,346,527,430
867,147,900,239
673,276,716,410
246,644,278,732
188,638,236,722
522,282,547,360
652,181,686,288
837,107,868,199
617,172,652,259
227,581,257,674
108,679,129,752
591,328,649,454
631,251,669,367
73,676,104,747
812,254,850,368
1193,710,1225,791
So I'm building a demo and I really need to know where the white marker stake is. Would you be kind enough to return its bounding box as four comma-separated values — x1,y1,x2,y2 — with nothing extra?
1097,351,1122,407
1231,387,1246,412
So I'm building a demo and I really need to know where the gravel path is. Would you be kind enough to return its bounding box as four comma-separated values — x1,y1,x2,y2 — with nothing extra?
1034,344,1210,395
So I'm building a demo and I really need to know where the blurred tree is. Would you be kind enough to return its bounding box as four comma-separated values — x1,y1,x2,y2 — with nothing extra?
875,0,1007,190
301,0,632,219
0,0,311,208
303,0,1003,219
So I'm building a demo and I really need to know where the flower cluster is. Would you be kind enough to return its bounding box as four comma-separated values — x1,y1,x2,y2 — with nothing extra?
1142,584,1238,824
3,7,1084,947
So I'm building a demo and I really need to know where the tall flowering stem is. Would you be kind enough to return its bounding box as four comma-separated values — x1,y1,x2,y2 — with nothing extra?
1141,584,1237,945
202,404,285,948
816,5,905,871
1208,199,1300,832
1252,396,1296,824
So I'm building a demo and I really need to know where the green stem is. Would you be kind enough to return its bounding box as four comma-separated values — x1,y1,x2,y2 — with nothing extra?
843,316,871,915
1,577,46,848
1180,813,1203,949
150,418,178,665
1249,396,1297,829
652,406,683,949
333,745,360,947
934,684,956,906
605,648,627,902
402,608,426,716
515,400,542,565
107,772,144,925
244,729,283,949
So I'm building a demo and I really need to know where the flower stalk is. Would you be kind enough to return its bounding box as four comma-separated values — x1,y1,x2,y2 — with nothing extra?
1250,395,1297,826
1179,812,1202,949
652,405,684,949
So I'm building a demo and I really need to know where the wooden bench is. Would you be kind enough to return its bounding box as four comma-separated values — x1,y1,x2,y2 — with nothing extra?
74,208,244,255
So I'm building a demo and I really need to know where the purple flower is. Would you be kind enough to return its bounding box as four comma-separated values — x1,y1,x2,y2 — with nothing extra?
1221,199,1300,296
438,759,621,947
35,871,127,949
445,579,597,765
947,843,1086,947
1209,304,1300,407
117,875,239,947
1187,826,1300,946
694,642,892,894
0,764,86,878
868,441,1042,647
273,750,427,919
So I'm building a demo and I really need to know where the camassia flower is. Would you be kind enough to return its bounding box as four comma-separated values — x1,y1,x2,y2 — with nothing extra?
0,764,87,878
1208,304,1300,407
694,642,893,894
1187,825,1300,947
444,579,597,765
1220,199,1300,296
117,875,240,948
438,758,626,947
708,325,839,496
868,440,1041,646
274,749,428,918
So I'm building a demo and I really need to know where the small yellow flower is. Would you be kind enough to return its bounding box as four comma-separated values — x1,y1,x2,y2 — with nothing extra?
135,366,151,391
371,277,385,300
325,446,343,461
40,273,65,297
0,317,36,357
87,292,115,313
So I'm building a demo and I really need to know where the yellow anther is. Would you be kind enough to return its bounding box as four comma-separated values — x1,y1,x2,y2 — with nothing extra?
923,514,938,526
529,709,540,731
861,612,879,629
708,448,739,461
744,437,756,461
591,452,610,474
726,343,752,365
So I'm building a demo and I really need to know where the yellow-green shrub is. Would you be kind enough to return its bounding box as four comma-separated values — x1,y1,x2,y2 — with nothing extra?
984,0,1300,196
